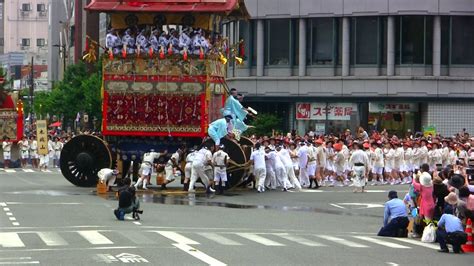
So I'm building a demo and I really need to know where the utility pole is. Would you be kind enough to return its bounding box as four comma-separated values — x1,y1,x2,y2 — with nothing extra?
29,57,34,120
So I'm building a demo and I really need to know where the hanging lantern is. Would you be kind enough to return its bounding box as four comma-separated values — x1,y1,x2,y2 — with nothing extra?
148,47,153,57
122,44,127,58
136,45,141,57
183,48,188,61
168,44,173,55
85,37,90,52
199,47,204,60
239,39,245,58
108,48,114,60
160,47,165,59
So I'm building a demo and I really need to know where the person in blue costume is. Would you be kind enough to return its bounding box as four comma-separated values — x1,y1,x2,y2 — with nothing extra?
208,112,234,147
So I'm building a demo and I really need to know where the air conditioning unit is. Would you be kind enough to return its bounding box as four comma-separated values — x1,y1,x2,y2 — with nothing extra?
21,11,30,17
20,46,29,50
39,11,47,17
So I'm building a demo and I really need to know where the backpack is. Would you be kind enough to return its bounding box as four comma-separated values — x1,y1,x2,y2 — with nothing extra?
467,194,474,211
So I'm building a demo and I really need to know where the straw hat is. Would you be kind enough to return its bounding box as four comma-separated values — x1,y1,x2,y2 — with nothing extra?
444,192,458,205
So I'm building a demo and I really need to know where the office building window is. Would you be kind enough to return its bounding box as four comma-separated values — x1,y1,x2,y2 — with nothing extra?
451,16,474,64
0,38,4,46
292,19,299,66
351,17,379,64
265,19,290,65
395,16,433,65
307,18,336,65
251,20,257,66
21,38,30,46
238,20,250,64
37,3,46,12
21,3,31,11
37,38,46,47
440,16,450,65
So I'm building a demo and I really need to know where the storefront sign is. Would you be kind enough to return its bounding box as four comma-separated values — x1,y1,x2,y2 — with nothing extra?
423,125,437,137
369,103,418,113
296,103,356,121
36,120,49,155
0,109,18,140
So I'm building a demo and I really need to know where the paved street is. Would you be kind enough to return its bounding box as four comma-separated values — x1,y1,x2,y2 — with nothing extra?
0,168,472,265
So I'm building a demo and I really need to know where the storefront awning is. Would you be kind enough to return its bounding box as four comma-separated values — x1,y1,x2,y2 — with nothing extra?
85,0,242,14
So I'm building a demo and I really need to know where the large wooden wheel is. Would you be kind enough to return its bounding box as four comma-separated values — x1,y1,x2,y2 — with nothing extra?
202,137,247,189
60,135,112,187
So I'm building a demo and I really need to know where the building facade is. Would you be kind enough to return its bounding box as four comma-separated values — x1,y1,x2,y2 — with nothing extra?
225,0,474,137
1,0,49,91
2,0,48,64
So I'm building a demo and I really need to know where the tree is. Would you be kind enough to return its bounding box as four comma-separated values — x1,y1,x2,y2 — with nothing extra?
245,113,282,137
34,62,102,126
0,68,10,106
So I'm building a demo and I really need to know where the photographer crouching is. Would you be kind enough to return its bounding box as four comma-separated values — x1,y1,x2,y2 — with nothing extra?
114,178,143,221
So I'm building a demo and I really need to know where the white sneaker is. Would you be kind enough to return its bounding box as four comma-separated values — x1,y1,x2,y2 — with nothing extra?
188,189,196,193
335,182,344,187
208,187,216,193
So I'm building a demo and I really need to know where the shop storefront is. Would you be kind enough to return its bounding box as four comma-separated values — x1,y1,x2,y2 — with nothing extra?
368,102,419,137
295,102,360,136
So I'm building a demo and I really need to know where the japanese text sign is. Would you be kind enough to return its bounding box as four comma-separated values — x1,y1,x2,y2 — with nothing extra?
296,103,356,121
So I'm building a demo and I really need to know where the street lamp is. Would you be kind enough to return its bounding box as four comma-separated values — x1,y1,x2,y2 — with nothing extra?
53,44,67,77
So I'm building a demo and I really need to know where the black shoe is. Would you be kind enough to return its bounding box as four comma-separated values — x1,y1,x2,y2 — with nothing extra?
114,209,120,220
161,184,167,190
136,210,143,214
133,212,140,220
438,249,449,253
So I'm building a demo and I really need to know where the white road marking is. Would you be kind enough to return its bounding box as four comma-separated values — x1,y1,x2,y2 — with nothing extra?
9,217,16,221
0,257,32,260
329,204,346,209
5,212,12,216
37,232,68,246
77,231,113,245
3,208,10,211
352,236,410,249
22,169,34,173
173,243,226,266
0,233,26,247
0,203,6,207
154,231,200,245
198,233,243,246
273,233,326,247
5,169,15,173
337,203,384,209
386,262,399,266
236,233,285,246
316,235,368,248
0,262,40,265
133,221,141,225
391,238,439,250
12,222,20,226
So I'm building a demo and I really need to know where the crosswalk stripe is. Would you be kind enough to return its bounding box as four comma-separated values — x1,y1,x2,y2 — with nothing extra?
316,235,368,248
273,233,326,247
5,169,15,173
43,170,52,173
77,231,113,245
22,169,34,173
198,233,243,246
118,231,155,245
352,236,410,249
37,232,68,246
0,233,25,248
154,231,200,245
236,233,285,246
391,238,439,250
